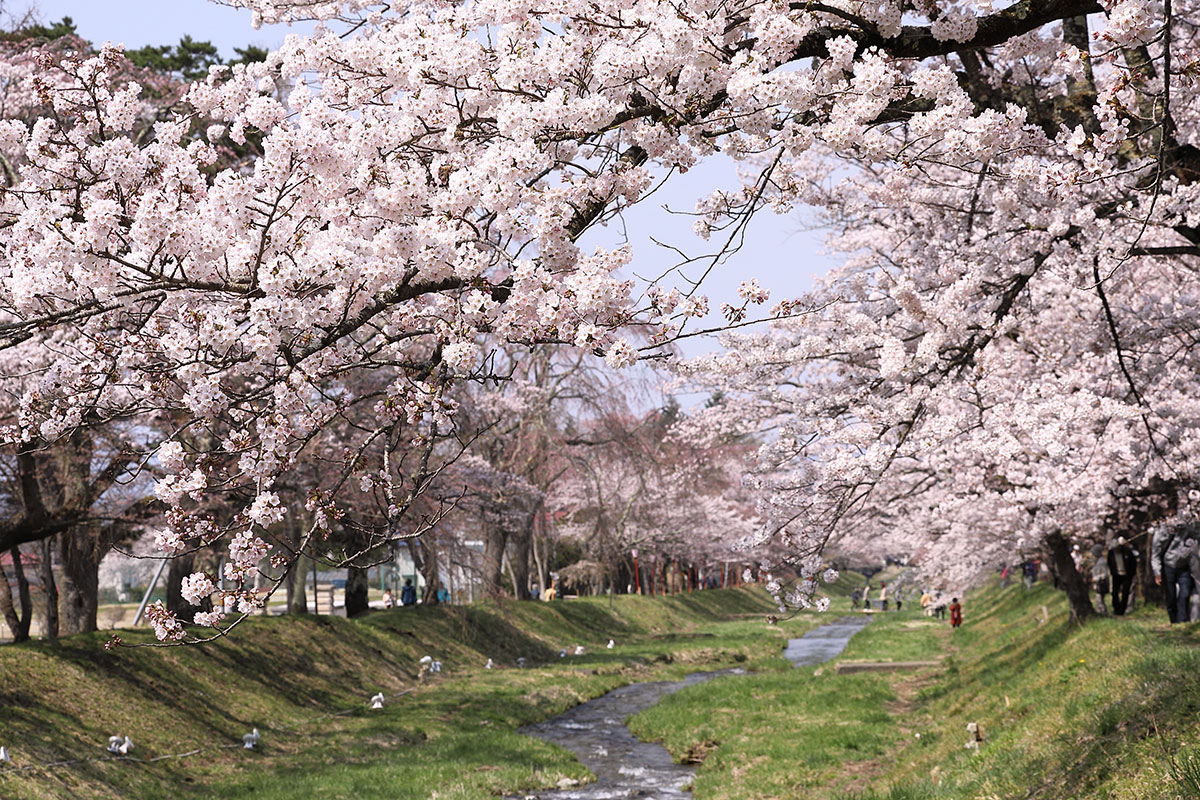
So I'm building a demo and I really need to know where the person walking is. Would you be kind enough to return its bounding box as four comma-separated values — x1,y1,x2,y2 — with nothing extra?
895,587,904,612
1022,560,1037,590
862,583,872,611
1107,536,1138,615
880,582,889,611
949,598,963,628
1152,519,1198,624
400,578,417,607
851,587,861,610
933,591,947,620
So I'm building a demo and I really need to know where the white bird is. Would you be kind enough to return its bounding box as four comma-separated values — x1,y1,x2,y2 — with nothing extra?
419,655,432,665
0,746,10,763
108,735,133,755
516,657,527,668
242,728,260,749
574,645,585,656
485,658,494,670
607,639,615,649
559,649,567,658
370,693,385,709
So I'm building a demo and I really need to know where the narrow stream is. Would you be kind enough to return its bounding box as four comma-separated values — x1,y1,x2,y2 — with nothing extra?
514,616,870,799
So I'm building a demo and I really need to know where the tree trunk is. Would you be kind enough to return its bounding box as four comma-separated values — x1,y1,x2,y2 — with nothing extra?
1135,528,1158,610
282,514,309,614
0,559,20,641
41,536,58,640
416,539,442,604
286,553,310,614
510,518,533,600
0,547,32,642
503,546,520,597
482,524,508,596
344,564,370,617
1046,529,1093,622
508,515,532,597
531,515,548,596
166,551,196,622
58,523,104,635
405,539,437,604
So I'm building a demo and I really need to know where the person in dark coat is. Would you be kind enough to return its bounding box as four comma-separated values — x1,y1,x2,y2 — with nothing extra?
400,578,418,606
1107,536,1138,616
1022,560,1037,590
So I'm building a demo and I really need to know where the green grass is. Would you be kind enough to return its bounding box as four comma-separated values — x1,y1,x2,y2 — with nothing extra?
628,605,947,798
633,581,1200,800
13,573,1197,800
0,587,794,800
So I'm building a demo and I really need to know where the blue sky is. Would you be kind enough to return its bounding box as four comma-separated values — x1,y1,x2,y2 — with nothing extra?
35,0,839,354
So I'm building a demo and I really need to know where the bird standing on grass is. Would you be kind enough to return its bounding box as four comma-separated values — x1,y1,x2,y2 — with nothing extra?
107,736,133,755
485,658,494,669
243,729,260,749
574,645,585,655
607,639,615,649
370,693,385,709
0,746,10,764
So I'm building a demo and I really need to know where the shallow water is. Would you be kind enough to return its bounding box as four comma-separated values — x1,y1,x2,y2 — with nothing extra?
514,616,869,799
782,615,872,667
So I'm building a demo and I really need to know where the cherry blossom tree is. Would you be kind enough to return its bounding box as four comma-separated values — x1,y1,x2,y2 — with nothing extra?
549,397,764,594
4,0,1193,637
674,2,1200,619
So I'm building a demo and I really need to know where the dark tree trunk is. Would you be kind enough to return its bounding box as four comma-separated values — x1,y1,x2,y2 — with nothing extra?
58,523,104,635
0,547,32,642
283,515,309,614
0,560,20,641
1046,529,1093,622
286,553,310,614
344,565,370,617
482,524,508,596
166,551,196,622
510,519,533,600
41,536,58,640
408,539,442,604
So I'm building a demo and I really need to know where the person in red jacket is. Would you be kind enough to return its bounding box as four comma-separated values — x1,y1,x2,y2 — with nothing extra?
950,597,963,628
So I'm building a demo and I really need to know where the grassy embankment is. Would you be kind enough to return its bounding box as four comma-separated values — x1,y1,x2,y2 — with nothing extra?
0,586,817,800
630,579,1200,799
